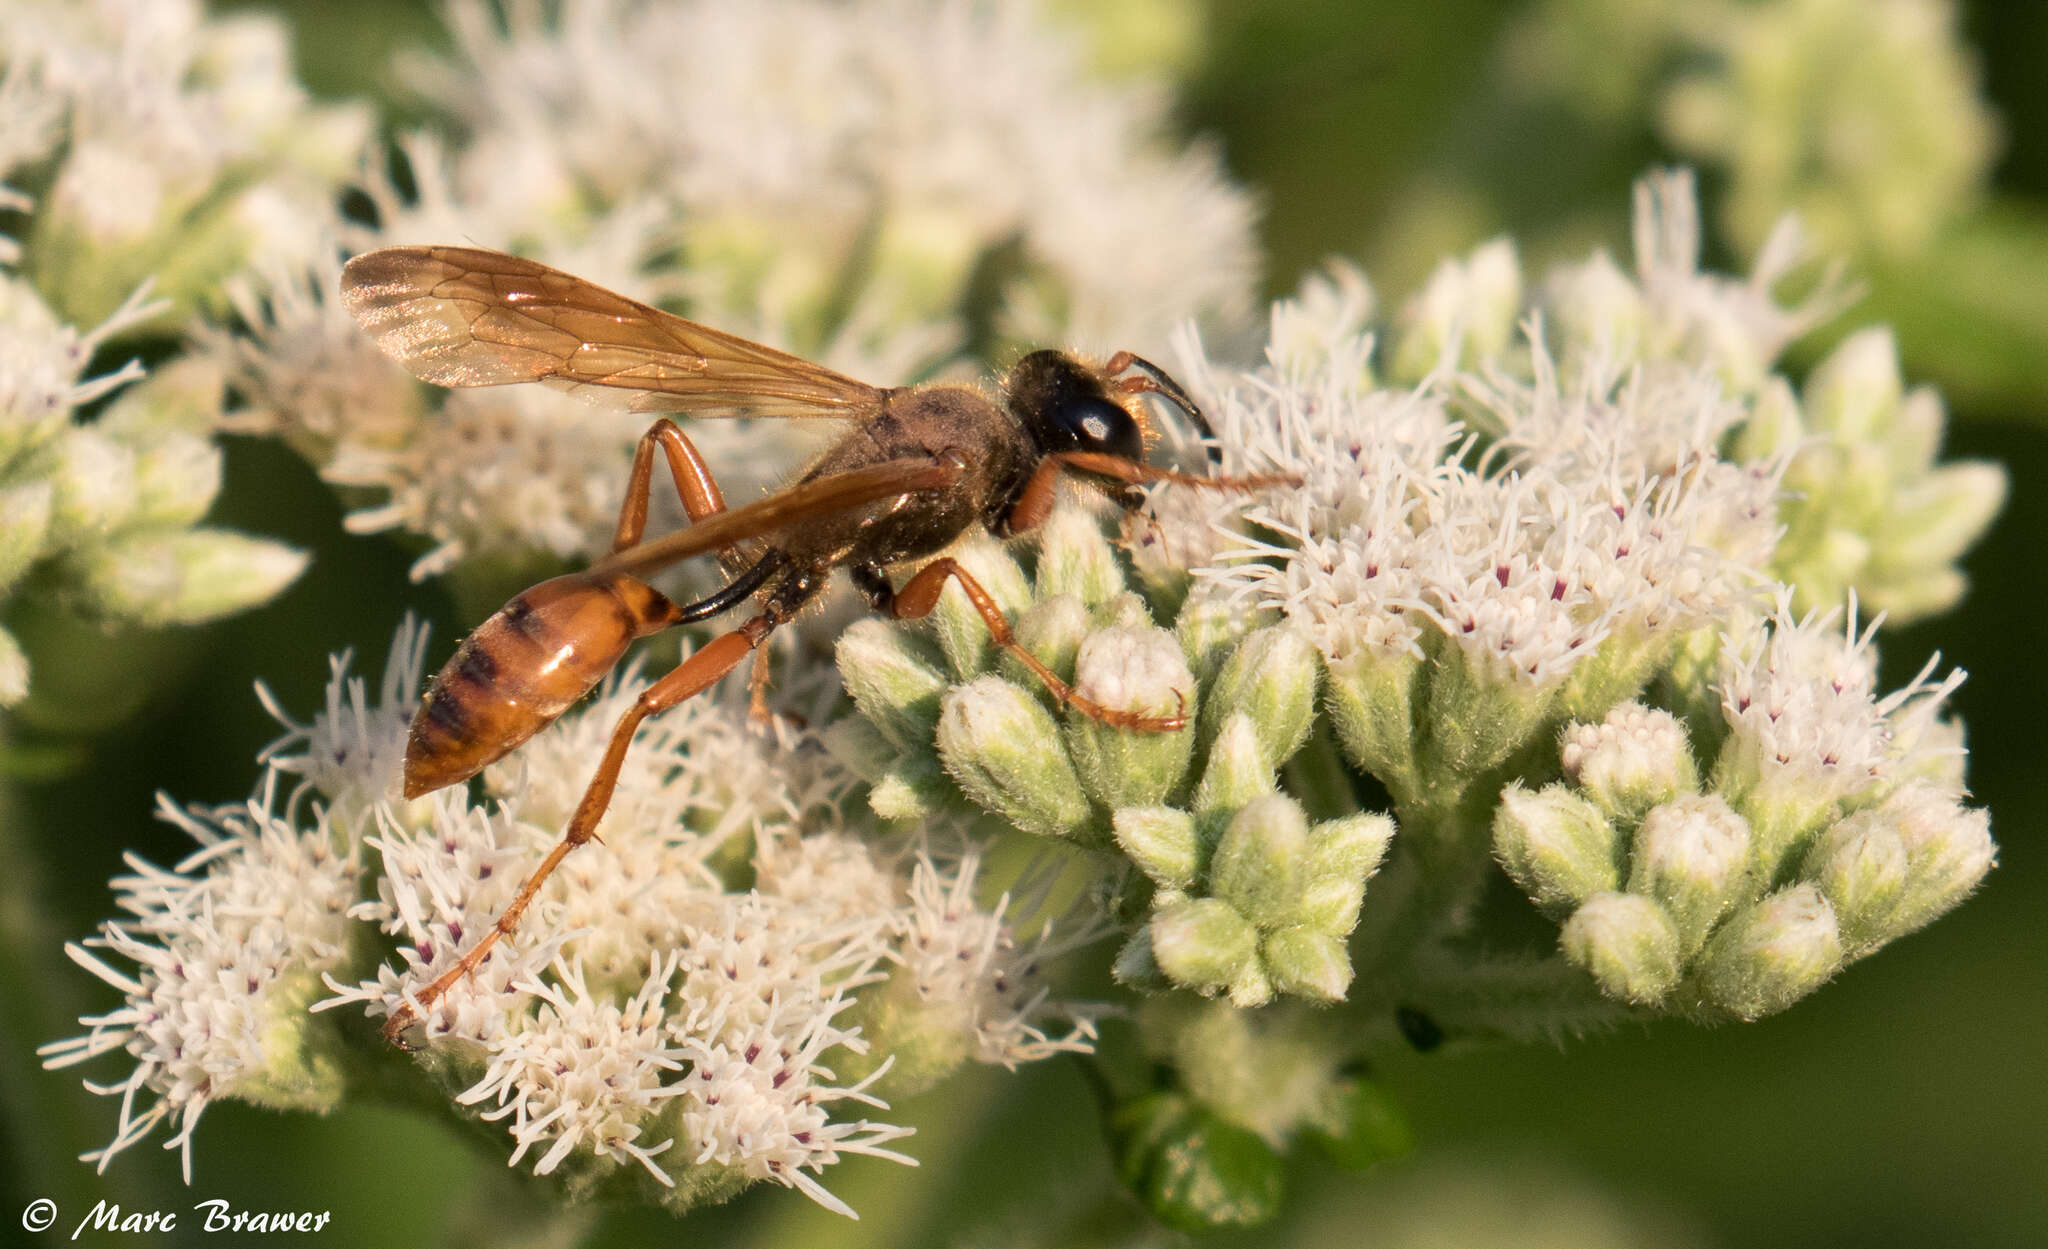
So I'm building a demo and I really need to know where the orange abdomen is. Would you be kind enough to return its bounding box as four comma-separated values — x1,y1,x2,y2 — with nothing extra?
403,572,677,798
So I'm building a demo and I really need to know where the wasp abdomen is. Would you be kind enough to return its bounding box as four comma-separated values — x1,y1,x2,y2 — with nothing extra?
403,572,677,798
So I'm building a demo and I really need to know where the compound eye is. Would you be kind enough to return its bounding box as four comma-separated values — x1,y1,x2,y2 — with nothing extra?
1054,396,1143,460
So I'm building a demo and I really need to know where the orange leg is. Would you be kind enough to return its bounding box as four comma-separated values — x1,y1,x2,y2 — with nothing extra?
614,418,727,550
385,615,774,1046
884,558,1185,732
1005,450,1299,535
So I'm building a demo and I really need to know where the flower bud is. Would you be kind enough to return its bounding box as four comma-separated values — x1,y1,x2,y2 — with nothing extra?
1881,782,1995,939
71,528,307,626
1035,505,1125,606
1151,897,1257,997
1210,793,1308,927
1175,585,1274,685
1561,892,1680,1006
1801,810,1908,957
1323,649,1422,800
1628,794,1753,955
836,618,951,748
1421,644,1558,783
1261,927,1351,1001
1192,713,1279,817
936,676,1093,839
1805,328,1901,441
0,481,53,591
1065,625,1197,809
0,624,27,706
1560,703,1698,825
1699,885,1843,1020
45,427,139,548
1006,593,1091,688
928,535,1031,678
1290,812,1395,936
1113,925,1167,989
1493,784,1622,916
1200,626,1320,770
125,430,222,529
1115,805,1199,890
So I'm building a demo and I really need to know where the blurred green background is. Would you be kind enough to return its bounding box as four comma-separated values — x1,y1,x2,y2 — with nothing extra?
2,2,2042,1246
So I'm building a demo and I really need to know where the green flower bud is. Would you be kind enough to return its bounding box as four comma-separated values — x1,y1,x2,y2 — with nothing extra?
1151,896,1258,996
867,753,955,824
0,624,27,706
1732,377,1806,462
44,427,139,548
927,535,1031,678
1421,644,1558,782
1561,703,1699,825
237,970,345,1114
1323,649,1422,800
1210,793,1308,926
1802,810,1908,957
69,528,306,626
98,354,226,439
1192,713,1279,817
1261,926,1351,1001
1561,892,1681,1006
1290,812,1395,936
1035,505,1125,606
1065,625,1197,808
1004,593,1090,689
1115,805,1199,890
1699,885,1843,1020
1176,585,1274,685
1200,625,1320,769
0,481,53,592
936,676,1093,839
1628,794,1753,956
1881,782,1995,939
836,618,951,749
125,430,222,529
1493,784,1623,916
1306,1077,1414,1171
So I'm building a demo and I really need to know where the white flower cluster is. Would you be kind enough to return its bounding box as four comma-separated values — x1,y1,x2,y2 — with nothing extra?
210,0,1256,581
49,623,1101,1216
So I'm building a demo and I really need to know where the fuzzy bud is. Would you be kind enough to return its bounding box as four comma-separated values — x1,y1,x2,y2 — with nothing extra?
1035,505,1125,606
1209,793,1308,928
836,619,952,749
1561,892,1681,1006
1192,713,1279,817
1493,784,1623,916
1699,885,1843,1020
1628,794,1754,955
0,481,53,592
1560,703,1699,824
1322,649,1422,800
1115,805,1199,890
937,676,1093,839
1801,810,1909,957
1289,813,1395,936
1175,586,1273,685
70,528,307,626
1006,593,1091,688
1151,897,1258,998
1199,626,1320,770
1881,782,1995,939
928,537,1032,678
1261,927,1351,1001
1066,625,1197,809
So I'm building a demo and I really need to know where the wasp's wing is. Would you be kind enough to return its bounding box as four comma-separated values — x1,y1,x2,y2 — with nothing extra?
340,245,885,419
590,458,964,581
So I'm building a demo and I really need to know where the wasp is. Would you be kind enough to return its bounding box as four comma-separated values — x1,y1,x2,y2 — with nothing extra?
340,245,1286,1044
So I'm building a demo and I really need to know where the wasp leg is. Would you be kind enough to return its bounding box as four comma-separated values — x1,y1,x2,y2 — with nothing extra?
383,613,775,1047
614,418,729,550
869,558,1185,732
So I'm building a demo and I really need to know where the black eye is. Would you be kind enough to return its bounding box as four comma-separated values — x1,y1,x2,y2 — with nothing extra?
1050,396,1142,460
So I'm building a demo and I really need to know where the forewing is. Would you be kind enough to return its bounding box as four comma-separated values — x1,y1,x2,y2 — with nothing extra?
590,458,964,581
339,245,884,419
